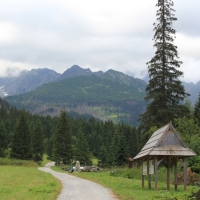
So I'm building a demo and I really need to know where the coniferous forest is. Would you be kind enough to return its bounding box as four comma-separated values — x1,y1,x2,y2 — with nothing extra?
1,94,200,170
0,97,142,167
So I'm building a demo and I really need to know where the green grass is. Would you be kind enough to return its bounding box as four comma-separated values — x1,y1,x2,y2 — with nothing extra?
0,154,52,167
0,158,38,166
70,167,198,200
0,165,61,200
51,165,69,172
0,156,61,200
39,154,52,167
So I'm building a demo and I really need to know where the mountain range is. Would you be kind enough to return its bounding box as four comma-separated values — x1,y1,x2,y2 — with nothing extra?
2,65,147,126
0,65,106,97
1,65,200,125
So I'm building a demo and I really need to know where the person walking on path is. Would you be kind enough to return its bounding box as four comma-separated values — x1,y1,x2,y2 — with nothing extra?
39,162,118,200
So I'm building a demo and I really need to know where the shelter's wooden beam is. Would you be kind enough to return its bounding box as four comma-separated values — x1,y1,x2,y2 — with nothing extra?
183,158,187,191
167,157,170,190
147,158,151,189
174,158,178,191
154,156,158,191
142,160,144,188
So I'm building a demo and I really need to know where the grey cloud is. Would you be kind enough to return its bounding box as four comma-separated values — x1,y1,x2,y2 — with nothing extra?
0,0,199,83
174,0,200,36
5,67,22,77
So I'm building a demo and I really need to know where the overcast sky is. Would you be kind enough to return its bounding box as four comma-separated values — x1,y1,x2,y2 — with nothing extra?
0,0,200,83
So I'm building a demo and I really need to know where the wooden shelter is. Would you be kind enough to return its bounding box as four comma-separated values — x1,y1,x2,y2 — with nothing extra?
133,122,196,191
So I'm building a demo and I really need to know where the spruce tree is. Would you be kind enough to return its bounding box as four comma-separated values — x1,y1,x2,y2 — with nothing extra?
74,127,92,166
45,137,53,160
52,110,72,165
140,0,188,132
116,131,128,166
10,111,32,160
108,128,120,166
98,145,109,167
194,93,200,125
32,121,44,163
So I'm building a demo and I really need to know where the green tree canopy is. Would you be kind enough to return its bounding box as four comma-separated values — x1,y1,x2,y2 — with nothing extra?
74,127,92,166
10,111,32,160
32,120,44,163
52,110,73,165
174,117,200,172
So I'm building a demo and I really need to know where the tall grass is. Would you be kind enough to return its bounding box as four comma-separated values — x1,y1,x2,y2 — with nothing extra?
71,166,199,200
0,158,38,166
0,165,61,200
0,154,53,167
111,167,179,183
0,157,61,200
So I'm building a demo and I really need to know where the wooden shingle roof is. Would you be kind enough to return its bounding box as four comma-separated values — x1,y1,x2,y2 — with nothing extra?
133,122,196,160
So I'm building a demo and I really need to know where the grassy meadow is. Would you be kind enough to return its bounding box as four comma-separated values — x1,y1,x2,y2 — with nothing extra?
0,156,199,200
0,158,61,200
53,163,199,200
73,169,198,200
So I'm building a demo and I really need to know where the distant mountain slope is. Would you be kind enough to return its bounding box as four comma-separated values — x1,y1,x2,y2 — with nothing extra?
0,68,60,96
101,69,146,92
0,77,15,87
56,65,103,81
6,75,146,126
0,77,15,97
182,81,200,105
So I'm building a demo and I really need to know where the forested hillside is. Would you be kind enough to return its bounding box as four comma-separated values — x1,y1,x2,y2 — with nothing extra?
1,93,200,170
6,75,146,126
0,98,142,166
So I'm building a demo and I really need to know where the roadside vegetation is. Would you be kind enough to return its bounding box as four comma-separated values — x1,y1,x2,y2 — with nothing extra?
53,164,199,200
0,158,61,200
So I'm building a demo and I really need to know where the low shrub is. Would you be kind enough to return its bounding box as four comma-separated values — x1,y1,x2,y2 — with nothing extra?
109,167,142,179
0,158,38,167
177,168,200,186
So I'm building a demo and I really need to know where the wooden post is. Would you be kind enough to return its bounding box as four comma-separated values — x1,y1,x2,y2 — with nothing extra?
174,159,177,191
147,158,151,189
183,158,187,191
154,156,158,191
167,158,170,190
142,160,144,188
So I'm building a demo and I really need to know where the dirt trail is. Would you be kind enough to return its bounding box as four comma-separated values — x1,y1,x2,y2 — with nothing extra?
39,162,118,200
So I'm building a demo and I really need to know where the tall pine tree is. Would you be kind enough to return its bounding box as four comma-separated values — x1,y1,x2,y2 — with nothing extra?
74,127,92,166
52,110,72,165
32,121,44,163
140,0,188,132
10,111,32,160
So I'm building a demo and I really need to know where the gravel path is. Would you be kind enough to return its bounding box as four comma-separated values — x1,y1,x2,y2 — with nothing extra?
39,162,118,200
